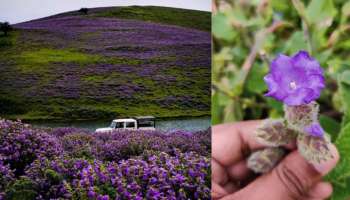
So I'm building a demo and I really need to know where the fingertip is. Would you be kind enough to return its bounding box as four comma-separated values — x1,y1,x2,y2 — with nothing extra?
321,182,333,197
307,182,333,199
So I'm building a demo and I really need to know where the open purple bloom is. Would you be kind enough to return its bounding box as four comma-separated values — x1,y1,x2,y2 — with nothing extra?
87,189,96,198
264,50,325,106
304,122,324,137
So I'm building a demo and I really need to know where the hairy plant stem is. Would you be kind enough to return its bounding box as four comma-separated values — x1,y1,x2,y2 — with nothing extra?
302,21,313,55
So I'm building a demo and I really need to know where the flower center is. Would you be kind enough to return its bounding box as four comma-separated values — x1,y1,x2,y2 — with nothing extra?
289,81,297,90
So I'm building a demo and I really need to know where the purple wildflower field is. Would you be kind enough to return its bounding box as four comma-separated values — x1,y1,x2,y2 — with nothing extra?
0,118,210,199
0,7,211,120
0,7,211,199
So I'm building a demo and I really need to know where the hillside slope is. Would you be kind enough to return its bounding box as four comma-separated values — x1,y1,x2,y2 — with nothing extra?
0,6,211,120
46,6,211,31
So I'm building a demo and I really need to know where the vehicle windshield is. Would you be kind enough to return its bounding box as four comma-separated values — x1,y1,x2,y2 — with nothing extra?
110,121,116,128
138,120,155,127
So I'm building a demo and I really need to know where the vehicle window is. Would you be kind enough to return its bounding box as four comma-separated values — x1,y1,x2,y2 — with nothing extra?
110,121,116,128
125,122,135,128
138,120,154,127
115,122,124,128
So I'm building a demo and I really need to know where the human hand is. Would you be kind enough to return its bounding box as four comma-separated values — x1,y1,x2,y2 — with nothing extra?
212,120,339,200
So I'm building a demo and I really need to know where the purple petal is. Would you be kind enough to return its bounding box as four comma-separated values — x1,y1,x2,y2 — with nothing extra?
270,54,293,80
283,88,314,106
308,74,325,89
264,74,287,100
292,50,323,75
304,123,324,137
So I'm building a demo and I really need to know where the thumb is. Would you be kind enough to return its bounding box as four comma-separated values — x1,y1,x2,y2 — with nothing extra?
223,144,339,200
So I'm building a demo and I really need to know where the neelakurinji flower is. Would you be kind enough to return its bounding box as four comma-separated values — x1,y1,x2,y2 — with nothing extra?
248,50,333,173
0,119,210,199
264,50,325,106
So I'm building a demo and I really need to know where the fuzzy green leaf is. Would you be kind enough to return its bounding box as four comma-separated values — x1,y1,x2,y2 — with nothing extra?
326,123,350,200
335,123,350,163
340,70,350,85
343,1,350,16
339,71,350,127
246,64,268,93
341,1,350,23
212,13,236,41
306,0,337,27
319,115,341,141
284,31,308,54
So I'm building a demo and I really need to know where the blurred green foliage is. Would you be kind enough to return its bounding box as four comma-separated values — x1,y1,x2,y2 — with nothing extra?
212,0,350,199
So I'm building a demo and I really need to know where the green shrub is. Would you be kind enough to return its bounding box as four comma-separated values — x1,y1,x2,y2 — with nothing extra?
6,177,38,200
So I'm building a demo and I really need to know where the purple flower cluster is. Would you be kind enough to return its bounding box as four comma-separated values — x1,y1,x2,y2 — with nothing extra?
52,127,210,161
0,119,210,199
0,161,14,199
25,151,210,200
50,127,90,137
15,16,210,60
0,119,62,175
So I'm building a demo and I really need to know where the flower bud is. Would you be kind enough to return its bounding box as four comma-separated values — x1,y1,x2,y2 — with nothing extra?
284,101,319,132
255,119,297,147
297,133,333,164
247,147,285,173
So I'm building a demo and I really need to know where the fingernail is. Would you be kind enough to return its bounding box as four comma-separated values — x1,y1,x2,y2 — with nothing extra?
312,144,339,176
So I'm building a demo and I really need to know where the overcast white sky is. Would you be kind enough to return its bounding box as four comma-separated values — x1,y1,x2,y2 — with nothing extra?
0,0,211,24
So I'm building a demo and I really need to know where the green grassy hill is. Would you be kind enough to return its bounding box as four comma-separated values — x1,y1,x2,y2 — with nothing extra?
0,6,211,121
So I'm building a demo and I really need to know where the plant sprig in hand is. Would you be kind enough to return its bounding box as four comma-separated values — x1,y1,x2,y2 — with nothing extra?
248,50,334,173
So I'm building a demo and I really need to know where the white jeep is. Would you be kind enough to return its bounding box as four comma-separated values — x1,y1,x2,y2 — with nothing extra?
95,116,156,133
